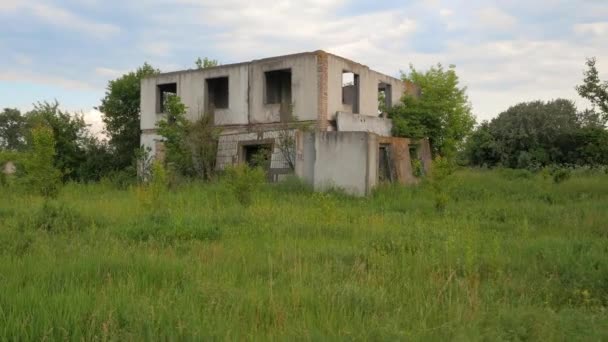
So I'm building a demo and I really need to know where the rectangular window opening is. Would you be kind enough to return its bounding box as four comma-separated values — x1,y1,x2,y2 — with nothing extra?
157,83,177,113
265,69,292,105
342,71,359,114
378,82,392,116
242,144,272,170
206,77,229,110
378,144,393,183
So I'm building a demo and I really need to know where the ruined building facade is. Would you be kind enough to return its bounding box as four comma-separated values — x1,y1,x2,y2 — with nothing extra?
140,51,431,195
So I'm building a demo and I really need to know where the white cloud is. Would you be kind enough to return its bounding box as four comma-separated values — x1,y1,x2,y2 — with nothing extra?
477,7,517,30
0,0,119,37
140,41,172,57
83,108,106,139
574,22,608,36
95,67,124,78
0,70,97,90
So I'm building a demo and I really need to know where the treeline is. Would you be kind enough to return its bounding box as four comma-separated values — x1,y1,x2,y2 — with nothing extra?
388,58,608,170
0,102,116,183
464,58,608,169
464,99,608,169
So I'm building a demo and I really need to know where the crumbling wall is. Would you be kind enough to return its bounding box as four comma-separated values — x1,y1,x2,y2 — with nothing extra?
296,131,378,196
336,112,393,136
216,130,296,182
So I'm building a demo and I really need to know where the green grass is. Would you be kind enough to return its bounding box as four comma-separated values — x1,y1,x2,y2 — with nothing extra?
0,169,607,340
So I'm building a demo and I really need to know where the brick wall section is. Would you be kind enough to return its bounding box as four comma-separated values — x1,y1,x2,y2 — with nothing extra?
215,130,296,171
316,51,329,131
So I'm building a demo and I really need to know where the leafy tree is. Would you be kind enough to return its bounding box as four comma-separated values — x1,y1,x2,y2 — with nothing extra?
156,95,194,176
26,101,89,181
21,125,62,197
576,57,608,125
195,57,219,69
187,115,221,180
464,121,500,167
488,99,579,167
465,99,608,168
98,63,159,171
389,63,475,157
0,108,26,151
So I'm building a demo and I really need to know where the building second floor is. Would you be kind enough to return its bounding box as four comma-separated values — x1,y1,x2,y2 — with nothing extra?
140,50,419,132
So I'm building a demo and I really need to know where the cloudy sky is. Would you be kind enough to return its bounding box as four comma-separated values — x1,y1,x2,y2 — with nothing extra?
1,0,607,134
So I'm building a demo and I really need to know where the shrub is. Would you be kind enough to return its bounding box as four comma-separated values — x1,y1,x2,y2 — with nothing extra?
21,125,62,198
551,167,571,184
27,201,92,233
430,156,454,213
223,164,265,206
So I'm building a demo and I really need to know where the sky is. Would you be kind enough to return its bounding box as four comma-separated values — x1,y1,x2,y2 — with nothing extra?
1,0,607,136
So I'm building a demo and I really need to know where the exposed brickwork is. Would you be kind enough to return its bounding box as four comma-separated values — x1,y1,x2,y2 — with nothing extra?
215,130,296,171
316,51,329,131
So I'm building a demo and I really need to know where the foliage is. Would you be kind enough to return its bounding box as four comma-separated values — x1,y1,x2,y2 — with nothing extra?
77,137,115,183
551,167,571,184
21,125,62,198
1,170,607,339
576,57,608,125
156,95,194,176
275,109,311,170
187,115,221,180
26,101,92,181
223,164,265,206
156,95,220,179
465,99,608,168
99,63,159,171
0,108,26,151
389,63,475,157
195,57,219,69
429,156,455,212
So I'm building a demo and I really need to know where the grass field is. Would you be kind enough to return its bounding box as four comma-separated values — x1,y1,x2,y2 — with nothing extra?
0,169,607,340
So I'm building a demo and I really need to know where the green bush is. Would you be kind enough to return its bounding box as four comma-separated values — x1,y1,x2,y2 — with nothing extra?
551,168,572,184
223,164,265,206
21,125,62,198
27,201,93,233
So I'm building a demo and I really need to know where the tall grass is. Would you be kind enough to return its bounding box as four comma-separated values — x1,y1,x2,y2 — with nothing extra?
0,169,607,339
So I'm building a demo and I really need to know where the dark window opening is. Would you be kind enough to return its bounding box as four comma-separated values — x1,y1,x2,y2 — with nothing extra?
157,83,177,113
409,144,424,177
265,69,292,105
342,71,360,114
378,82,392,116
243,144,272,170
206,77,229,110
378,144,394,182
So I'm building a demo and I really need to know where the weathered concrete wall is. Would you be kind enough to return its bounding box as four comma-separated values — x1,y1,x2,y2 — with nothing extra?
216,129,295,181
140,131,163,161
326,54,406,120
336,112,393,136
140,64,249,131
297,131,377,196
248,53,318,124
378,136,417,185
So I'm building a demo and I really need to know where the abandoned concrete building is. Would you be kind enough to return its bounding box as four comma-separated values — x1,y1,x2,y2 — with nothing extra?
140,50,432,195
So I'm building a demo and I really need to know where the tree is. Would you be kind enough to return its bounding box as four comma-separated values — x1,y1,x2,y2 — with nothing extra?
463,121,500,167
464,99,608,168
156,95,194,176
576,57,608,125
21,125,62,197
195,57,219,69
0,108,26,151
26,101,89,181
99,63,159,171
389,63,475,157
187,115,221,180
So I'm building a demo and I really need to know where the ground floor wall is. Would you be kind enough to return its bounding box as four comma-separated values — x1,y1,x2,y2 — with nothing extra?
216,130,296,182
